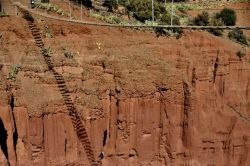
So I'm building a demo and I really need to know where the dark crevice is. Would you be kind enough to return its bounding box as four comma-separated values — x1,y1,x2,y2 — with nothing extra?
0,118,8,159
13,124,18,152
65,139,67,154
10,95,18,152
10,95,14,111
108,91,112,139
213,55,219,83
102,62,106,70
102,130,107,147
116,99,119,107
129,154,135,157
157,86,169,92
182,81,191,148
191,68,196,87
98,152,104,160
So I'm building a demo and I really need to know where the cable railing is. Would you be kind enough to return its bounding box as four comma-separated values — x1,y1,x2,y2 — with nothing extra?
13,2,250,30
0,4,18,15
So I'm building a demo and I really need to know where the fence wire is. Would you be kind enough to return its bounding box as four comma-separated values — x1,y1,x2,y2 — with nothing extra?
0,4,18,15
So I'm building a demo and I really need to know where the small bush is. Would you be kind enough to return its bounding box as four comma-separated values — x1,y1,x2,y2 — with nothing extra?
76,0,92,8
126,0,165,23
216,8,236,26
43,25,54,38
208,17,224,36
33,3,66,16
228,29,248,45
0,64,3,71
0,33,2,39
155,27,183,39
0,12,9,17
160,12,180,25
90,12,124,24
193,11,209,26
103,0,118,12
64,51,75,59
41,47,52,57
236,50,246,59
8,64,21,80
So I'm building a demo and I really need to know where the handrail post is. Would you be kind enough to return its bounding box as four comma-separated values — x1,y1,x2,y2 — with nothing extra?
81,1,82,21
152,0,154,22
69,1,71,19
171,0,174,26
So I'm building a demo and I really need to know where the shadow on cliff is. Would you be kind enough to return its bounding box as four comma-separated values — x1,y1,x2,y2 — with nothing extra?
0,118,8,159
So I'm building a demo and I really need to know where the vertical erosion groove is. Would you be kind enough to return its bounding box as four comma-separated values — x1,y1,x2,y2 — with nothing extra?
10,95,18,152
102,130,107,147
18,8,100,165
0,118,8,160
213,56,219,83
182,81,191,148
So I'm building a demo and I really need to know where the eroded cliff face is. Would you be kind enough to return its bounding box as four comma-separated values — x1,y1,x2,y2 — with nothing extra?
0,16,250,166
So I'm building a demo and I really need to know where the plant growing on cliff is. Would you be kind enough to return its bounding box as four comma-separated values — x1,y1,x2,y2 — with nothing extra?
228,29,249,45
216,8,236,26
8,64,21,80
33,2,65,16
64,51,75,59
43,25,54,38
236,50,246,59
76,0,92,8
207,17,224,36
126,0,165,23
0,12,9,17
41,47,52,57
192,12,224,36
103,0,118,12
193,11,209,26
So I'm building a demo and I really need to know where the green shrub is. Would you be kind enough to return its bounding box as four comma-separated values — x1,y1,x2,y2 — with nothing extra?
192,12,225,36
228,29,248,45
90,12,124,24
193,11,209,26
208,17,224,36
216,8,236,26
76,0,92,8
8,64,21,80
0,12,9,17
41,47,52,57
33,3,66,16
154,27,183,39
155,11,182,38
160,12,180,25
43,25,54,38
236,50,246,59
103,0,118,12
126,0,165,22
64,51,75,59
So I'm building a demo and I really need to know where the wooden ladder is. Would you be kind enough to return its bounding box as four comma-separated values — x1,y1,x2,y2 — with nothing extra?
19,8,101,166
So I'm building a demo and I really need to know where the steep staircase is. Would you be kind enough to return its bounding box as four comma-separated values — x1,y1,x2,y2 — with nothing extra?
19,8,100,166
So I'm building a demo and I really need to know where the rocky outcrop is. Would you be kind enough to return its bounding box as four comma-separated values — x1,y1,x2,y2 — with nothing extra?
0,15,250,166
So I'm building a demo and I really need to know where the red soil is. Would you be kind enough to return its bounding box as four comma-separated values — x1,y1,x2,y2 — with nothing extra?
0,3,250,165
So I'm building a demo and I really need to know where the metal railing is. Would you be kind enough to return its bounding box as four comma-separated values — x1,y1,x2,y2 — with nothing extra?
0,4,18,16
13,2,250,30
